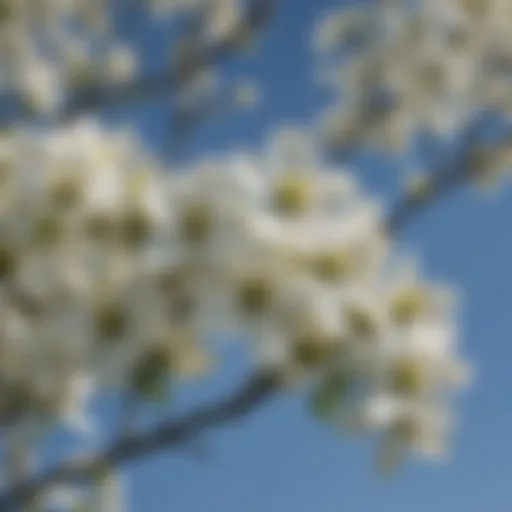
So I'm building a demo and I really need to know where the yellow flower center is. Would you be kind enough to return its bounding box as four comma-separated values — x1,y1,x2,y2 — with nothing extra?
180,204,212,244
49,177,81,209
392,359,426,395
94,302,128,341
390,287,427,324
346,305,376,338
120,207,152,248
310,250,354,282
272,175,311,215
237,276,273,315
294,332,333,368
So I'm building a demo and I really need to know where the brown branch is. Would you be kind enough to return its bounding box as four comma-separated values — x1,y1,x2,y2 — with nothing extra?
385,163,468,234
384,118,490,234
0,373,278,510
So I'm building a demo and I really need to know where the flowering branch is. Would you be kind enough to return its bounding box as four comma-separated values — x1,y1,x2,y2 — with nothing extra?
0,133,481,508
0,1,491,508
0,374,278,510
21,42,230,125
0,0,276,128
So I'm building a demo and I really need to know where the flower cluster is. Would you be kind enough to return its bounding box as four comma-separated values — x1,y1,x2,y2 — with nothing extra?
0,121,469,470
315,0,512,155
0,0,261,117
0,0,138,114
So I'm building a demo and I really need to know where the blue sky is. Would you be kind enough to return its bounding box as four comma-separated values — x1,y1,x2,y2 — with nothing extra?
113,0,512,510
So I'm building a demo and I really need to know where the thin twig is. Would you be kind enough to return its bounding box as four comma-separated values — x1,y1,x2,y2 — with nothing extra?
385,119,485,234
385,163,469,234
0,374,277,510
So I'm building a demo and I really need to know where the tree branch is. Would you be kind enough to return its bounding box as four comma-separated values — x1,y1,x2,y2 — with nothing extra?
385,119,490,234
0,373,278,510
385,163,468,234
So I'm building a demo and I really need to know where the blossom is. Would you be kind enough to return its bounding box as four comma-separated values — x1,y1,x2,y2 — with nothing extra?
0,2,487,509
315,0,512,159
0,115,470,483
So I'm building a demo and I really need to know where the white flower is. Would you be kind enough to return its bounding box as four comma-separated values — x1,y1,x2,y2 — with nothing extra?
104,45,137,85
0,113,470,472
315,0,512,160
204,0,243,44
20,56,62,115
313,6,372,54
